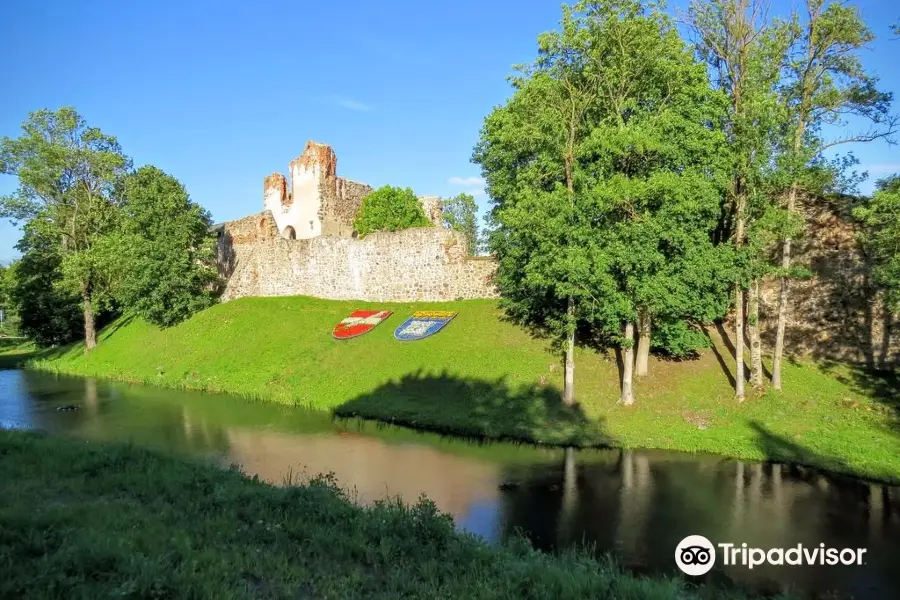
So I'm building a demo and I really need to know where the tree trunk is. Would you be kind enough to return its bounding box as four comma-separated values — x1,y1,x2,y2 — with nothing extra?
563,296,575,406
749,279,764,388
83,292,96,352
735,285,746,401
621,321,635,406
773,183,798,391
635,311,651,377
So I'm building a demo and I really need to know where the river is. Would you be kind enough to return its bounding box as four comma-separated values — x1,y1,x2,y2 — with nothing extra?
1,368,898,599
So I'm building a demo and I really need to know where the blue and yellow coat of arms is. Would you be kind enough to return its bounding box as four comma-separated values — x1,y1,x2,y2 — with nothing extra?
393,311,458,341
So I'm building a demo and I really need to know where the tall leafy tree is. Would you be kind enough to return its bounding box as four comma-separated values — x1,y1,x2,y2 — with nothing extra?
441,193,479,254
109,166,220,327
573,0,733,403
770,0,897,390
0,107,131,350
473,1,607,406
854,175,900,313
476,0,734,406
8,217,84,347
688,0,789,400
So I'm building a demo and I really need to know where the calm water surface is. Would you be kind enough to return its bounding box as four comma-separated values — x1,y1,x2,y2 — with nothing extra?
2,369,898,599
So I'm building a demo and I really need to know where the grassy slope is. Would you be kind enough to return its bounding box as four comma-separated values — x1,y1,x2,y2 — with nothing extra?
0,338,35,369
28,295,900,483
2,430,769,600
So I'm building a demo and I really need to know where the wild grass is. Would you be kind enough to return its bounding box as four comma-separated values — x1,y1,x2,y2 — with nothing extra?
24,295,900,483
0,430,784,599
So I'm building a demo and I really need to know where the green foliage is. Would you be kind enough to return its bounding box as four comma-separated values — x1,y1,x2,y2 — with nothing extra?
353,185,431,237
8,219,83,347
0,263,16,334
473,2,620,354
441,193,479,254
775,0,896,246
0,107,131,346
652,318,711,357
688,0,792,266
109,166,220,327
854,175,900,312
476,0,734,361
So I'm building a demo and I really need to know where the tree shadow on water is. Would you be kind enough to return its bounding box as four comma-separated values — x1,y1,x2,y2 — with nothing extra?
332,370,614,448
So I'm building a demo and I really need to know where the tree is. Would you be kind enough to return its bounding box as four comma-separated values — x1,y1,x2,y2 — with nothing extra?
572,0,733,402
442,193,479,254
473,1,607,406
109,166,220,327
354,186,431,237
476,0,733,406
854,175,900,312
688,0,790,400
771,0,897,391
0,107,131,350
0,263,17,335
8,218,84,347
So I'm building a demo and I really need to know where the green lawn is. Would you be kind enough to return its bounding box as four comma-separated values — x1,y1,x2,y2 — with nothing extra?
0,337,35,369
0,430,772,600
25,295,900,483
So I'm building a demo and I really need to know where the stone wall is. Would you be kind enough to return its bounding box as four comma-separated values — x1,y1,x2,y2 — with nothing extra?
319,176,372,238
758,198,898,368
419,195,444,226
217,211,498,302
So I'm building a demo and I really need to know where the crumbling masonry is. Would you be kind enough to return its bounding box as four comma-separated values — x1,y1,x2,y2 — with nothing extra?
216,141,499,302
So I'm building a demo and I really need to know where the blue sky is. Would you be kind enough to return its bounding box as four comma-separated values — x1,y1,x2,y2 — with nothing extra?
1,0,898,264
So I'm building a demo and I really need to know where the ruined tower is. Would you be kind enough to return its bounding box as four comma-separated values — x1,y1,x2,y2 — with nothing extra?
263,140,441,240
263,141,338,240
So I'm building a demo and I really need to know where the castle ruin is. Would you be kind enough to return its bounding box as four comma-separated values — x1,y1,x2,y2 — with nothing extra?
261,141,444,241
215,141,499,302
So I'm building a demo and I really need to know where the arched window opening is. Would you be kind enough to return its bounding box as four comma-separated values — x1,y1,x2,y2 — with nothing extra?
283,226,296,240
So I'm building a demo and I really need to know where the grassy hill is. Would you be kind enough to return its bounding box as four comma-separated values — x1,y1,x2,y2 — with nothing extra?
26,295,900,483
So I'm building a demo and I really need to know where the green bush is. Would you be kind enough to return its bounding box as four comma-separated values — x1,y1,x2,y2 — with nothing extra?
354,185,431,237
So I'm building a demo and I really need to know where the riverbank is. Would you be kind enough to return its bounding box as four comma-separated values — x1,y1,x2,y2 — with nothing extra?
0,429,767,599
23,295,900,483
0,338,35,369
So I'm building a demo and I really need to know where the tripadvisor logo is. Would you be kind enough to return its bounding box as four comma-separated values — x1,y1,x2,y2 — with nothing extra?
675,535,716,576
675,535,868,576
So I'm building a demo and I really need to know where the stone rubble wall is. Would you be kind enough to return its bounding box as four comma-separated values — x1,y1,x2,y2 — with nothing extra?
757,198,898,367
217,211,499,302
319,176,373,238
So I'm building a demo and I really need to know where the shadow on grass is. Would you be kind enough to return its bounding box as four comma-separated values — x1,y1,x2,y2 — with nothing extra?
750,421,858,479
815,360,900,433
0,338,39,369
750,420,900,486
99,315,135,342
704,325,736,389
332,370,614,448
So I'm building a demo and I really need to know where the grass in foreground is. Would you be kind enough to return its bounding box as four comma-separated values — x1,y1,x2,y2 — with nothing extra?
0,430,769,600
26,295,900,483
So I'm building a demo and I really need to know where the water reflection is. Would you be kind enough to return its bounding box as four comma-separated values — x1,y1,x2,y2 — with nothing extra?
1,368,899,599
